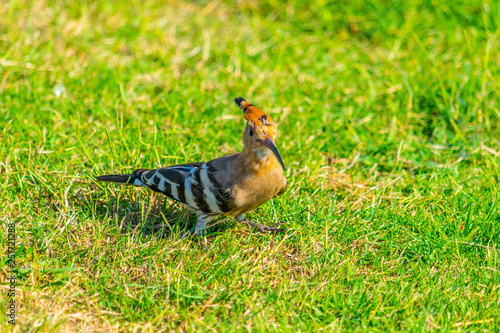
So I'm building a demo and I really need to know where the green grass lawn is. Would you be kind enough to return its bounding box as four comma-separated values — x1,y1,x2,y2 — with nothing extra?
1,0,500,331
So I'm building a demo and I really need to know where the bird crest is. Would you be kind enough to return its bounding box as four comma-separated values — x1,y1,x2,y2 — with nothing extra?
234,97,272,126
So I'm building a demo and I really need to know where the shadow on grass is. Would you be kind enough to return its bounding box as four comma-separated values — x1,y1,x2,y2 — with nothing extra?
66,182,234,239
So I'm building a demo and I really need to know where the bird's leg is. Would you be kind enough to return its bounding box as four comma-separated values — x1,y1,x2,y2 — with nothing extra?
235,214,286,233
181,214,214,239
196,214,215,235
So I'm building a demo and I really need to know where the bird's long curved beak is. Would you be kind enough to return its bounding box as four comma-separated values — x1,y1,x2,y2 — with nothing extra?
263,136,286,171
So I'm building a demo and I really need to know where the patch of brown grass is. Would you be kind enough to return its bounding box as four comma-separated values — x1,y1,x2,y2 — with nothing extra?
1,285,118,332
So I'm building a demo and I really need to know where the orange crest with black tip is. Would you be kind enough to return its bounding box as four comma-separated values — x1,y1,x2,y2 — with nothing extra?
234,97,285,170
234,97,274,127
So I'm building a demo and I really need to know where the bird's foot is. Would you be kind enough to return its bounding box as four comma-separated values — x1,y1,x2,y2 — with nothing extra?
180,230,208,248
180,230,194,239
242,220,286,233
181,220,208,239
181,229,207,238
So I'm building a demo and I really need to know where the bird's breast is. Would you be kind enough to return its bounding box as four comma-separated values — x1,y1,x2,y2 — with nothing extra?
230,166,287,215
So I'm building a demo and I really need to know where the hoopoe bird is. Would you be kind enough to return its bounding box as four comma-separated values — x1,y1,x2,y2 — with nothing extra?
96,97,287,236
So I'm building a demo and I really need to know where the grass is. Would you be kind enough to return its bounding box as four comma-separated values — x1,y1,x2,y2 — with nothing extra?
1,0,500,331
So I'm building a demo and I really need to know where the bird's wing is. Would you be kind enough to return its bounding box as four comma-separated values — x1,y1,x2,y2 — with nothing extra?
133,162,235,215
132,162,202,202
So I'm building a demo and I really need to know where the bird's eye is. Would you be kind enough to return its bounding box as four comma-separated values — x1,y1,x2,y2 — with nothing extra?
249,128,254,136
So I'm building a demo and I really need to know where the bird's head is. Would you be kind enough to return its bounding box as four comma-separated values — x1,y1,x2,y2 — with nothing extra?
234,97,286,171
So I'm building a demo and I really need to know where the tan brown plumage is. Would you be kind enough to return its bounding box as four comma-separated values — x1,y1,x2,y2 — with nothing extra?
96,97,287,236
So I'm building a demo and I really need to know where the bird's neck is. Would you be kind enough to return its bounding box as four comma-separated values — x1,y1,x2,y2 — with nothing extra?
237,147,278,174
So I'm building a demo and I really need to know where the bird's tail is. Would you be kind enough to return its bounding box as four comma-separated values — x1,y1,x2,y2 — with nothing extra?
95,174,133,184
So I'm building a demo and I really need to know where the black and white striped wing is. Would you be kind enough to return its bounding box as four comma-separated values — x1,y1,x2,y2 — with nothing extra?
132,163,200,203
132,163,234,216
